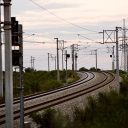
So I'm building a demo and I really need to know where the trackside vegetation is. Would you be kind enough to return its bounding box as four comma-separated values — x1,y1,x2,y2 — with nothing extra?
31,71,128,128
14,69,79,97
0,69,79,103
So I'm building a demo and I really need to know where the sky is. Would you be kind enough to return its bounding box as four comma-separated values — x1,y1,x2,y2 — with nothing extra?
6,0,128,70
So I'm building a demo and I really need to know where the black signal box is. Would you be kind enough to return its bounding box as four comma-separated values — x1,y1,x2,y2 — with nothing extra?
12,50,22,66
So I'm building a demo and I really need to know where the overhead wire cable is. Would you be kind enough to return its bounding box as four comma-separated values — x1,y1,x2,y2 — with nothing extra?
77,34,101,43
24,40,45,44
28,0,98,33
77,34,95,42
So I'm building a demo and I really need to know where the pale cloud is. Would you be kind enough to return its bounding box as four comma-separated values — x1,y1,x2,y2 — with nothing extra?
10,0,128,70
14,0,128,32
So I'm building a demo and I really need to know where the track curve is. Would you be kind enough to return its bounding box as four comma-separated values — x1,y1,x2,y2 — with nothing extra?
0,71,116,126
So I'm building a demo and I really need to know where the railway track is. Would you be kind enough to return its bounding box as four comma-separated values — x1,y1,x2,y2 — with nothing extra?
0,71,90,108
0,71,115,126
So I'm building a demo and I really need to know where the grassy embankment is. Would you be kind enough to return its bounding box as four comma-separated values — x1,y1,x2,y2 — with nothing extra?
31,71,128,128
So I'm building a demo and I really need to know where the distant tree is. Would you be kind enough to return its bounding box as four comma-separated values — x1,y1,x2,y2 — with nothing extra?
25,67,35,72
79,67,88,71
90,67,101,71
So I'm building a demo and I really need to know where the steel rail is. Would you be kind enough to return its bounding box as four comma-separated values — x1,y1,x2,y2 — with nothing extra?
0,72,91,108
0,71,115,125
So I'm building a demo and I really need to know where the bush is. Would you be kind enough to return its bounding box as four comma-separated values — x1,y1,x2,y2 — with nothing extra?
43,80,62,91
90,67,101,71
120,73,128,96
31,109,67,128
25,67,35,72
31,91,128,128
79,67,88,71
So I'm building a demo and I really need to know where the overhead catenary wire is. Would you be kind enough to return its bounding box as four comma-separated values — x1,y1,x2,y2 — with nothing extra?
28,0,98,33
24,40,45,44
77,34,101,43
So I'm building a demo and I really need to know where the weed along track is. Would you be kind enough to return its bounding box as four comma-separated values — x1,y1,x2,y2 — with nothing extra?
0,71,115,126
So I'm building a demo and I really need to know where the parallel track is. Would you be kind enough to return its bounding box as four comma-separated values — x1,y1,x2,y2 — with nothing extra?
0,71,115,125
0,72,91,108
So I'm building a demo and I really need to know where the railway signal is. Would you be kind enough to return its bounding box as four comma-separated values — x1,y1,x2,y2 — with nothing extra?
12,50,22,66
11,17,19,46
11,17,23,67
75,53,78,71
11,16,24,128
66,54,70,58
65,51,70,83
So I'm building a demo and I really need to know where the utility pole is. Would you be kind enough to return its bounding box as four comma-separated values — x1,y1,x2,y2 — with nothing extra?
95,49,97,70
112,46,115,70
30,56,35,69
122,19,127,71
0,0,3,97
55,56,56,70
30,56,32,69
91,49,97,70
3,0,14,127
65,50,68,83
61,40,64,70
65,50,70,83
71,44,75,72
71,44,79,72
18,24,24,128
48,53,56,71
48,53,50,71
54,38,60,81
100,27,121,92
127,47,128,72
107,46,115,70
75,52,78,71
58,40,65,70
115,27,120,92
32,57,35,70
